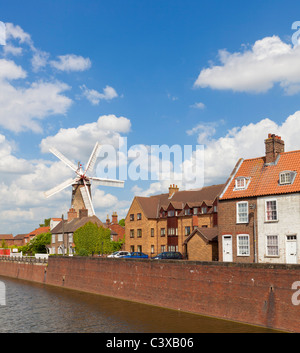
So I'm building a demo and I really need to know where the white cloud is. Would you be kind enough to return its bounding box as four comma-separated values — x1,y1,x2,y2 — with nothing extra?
194,35,300,94
80,84,118,105
190,102,205,109
50,54,91,72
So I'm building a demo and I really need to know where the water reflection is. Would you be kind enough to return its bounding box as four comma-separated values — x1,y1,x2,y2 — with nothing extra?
0,276,279,333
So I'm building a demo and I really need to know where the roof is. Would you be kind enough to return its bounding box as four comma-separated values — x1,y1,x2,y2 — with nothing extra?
220,150,300,200
0,234,14,240
14,234,27,240
184,227,218,244
135,184,224,219
27,226,50,237
51,215,106,234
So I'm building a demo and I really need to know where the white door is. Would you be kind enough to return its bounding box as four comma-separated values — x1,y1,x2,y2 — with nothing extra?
286,235,297,264
223,235,233,262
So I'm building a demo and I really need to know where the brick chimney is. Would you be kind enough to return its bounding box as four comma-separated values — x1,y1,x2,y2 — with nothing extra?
168,184,179,198
111,211,118,224
106,214,110,226
79,208,88,219
265,133,285,164
67,208,77,222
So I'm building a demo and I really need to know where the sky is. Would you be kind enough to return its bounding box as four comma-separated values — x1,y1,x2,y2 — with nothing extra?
2,0,300,234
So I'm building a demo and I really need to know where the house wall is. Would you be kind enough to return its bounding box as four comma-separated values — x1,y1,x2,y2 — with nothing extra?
218,197,258,263
186,235,217,261
257,194,300,264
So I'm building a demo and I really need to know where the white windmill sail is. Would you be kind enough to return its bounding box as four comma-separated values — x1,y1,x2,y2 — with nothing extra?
89,176,124,188
80,182,95,216
49,147,78,173
44,177,78,198
84,142,101,175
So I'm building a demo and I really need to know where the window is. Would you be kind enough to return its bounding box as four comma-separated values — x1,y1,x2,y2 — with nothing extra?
213,205,217,212
58,234,63,242
151,245,155,254
137,229,142,238
52,234,56,243
160,228,165,236
161,245,166,252
201,207,207,214
168,228,178,235
168,210,175,217
130,245,135,252
279,171,296,185
235,177,246,189
236,201,248,223
237,234,250,256
265,199,278,221
266,235,279,256
193,207,198,215
151,228,154,237
137,213,142,220
68,233,73,243
184,208,191,215
185,226,191,236
130,229,134,238
130,214,134,221
137,245,142,252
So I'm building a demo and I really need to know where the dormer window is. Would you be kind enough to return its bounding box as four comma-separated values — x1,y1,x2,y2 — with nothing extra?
279,171,296,185
235,177,249,190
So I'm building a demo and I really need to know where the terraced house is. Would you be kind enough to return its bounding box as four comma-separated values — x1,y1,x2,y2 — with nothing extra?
125,183,224,260
219,133,300,264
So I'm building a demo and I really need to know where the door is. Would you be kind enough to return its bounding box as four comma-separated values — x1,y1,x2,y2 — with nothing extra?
222,235,233,262
286,235,297,264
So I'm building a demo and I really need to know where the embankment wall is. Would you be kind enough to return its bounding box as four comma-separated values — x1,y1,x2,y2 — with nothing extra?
0,256,299,332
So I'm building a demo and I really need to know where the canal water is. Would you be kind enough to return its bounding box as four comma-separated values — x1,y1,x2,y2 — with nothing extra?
0,275,279,333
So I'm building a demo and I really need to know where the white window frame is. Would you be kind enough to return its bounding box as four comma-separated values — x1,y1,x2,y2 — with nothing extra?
279,171,291,185
235,177,246,189
236,201,248,223
237,234,250,256
265,199,278,222
266,235,279,257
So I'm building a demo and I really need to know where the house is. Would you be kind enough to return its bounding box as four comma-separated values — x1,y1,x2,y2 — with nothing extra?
0,234,14,247
218,133,300,264
13,234,28,246
50,208,107,255
184,227,218,261
23,226,50,245
105,212,125,242
125,183,224,258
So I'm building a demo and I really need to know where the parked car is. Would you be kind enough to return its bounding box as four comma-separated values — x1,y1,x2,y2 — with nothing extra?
151,251,183,260
123,252,149,259
107,251,130,258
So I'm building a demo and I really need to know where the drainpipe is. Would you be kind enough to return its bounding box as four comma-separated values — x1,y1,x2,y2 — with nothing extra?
250,204,257,263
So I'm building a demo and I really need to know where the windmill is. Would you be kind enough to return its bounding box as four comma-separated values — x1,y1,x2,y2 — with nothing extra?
44,142,124,216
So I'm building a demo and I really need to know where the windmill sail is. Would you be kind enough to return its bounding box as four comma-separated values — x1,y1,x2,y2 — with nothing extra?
44,177,78,198
84,142,101,175
89,176,124,188
80,181,95,216
49,147,78,172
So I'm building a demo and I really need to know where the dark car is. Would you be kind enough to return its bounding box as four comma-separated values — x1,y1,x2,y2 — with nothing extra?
123,252,149,259
151,251,183,260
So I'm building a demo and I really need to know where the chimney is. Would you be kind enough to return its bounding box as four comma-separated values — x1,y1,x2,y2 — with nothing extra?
168,184,179,198
112,211,118,224
106,214,110,226
79,208,88,219
67,208,77,222
265,134,285,164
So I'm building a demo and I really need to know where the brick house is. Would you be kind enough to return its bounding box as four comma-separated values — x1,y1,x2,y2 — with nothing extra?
218,133,300,264
50,208,107,255
125,184,224,258
0,234,14,247
13,234,28,246
105,212,125,242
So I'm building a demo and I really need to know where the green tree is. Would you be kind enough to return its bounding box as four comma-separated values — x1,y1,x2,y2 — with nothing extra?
73,222,112,255
21,232,51,255
39,218,51,227
118,218,125,227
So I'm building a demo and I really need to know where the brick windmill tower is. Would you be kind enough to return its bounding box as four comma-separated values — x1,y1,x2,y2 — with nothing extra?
44,142,124,216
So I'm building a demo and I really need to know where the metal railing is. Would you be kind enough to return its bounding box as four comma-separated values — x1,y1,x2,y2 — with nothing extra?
0,255,48,264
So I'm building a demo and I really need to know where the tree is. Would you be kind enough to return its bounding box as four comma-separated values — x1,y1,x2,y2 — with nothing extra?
21,232,51,255
39,218,51,227
73,222,113,255
118,218,125,227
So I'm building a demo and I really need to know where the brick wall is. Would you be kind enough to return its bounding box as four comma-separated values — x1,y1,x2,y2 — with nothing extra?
1,257,300,332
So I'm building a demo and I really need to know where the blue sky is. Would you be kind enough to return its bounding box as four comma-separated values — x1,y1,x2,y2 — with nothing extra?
2,0,300,234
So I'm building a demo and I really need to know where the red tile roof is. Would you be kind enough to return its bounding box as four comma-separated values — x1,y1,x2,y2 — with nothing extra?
26,226,50,237
220,150,300,200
